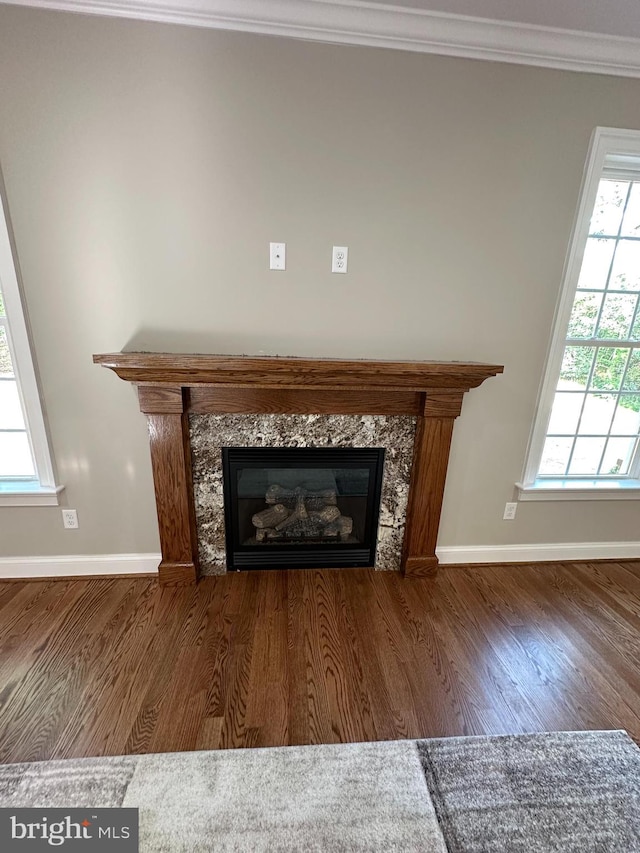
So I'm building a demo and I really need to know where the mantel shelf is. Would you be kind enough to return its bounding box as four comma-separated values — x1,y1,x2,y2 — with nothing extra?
93,352,503,392
94,351,503,585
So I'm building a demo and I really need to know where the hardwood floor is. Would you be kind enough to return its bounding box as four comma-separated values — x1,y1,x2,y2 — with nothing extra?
1,562,639,763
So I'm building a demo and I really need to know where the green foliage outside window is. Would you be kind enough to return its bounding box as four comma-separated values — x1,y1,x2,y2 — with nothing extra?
561,346,640,412
0,328,13,375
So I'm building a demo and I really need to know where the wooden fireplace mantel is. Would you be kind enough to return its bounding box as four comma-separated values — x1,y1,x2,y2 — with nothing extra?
94,352,503,584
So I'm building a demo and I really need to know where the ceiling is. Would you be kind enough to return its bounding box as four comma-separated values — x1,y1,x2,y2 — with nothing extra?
3,0,640,78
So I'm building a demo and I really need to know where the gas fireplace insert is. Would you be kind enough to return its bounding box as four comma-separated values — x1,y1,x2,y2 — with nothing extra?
222,447,385,570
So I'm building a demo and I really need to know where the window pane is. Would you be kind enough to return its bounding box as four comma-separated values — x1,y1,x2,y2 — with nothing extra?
567,292,602,338
0,431,35,477
0,328,14,376
0,381,26,429
590,347,629,390
568,437,607,475
595,293,637,339
609,240,640,291
620,182,640,237
0,291,5,317
578,393,616,435
535,160,640,484
622,350,640,390
599,437,637,475
560,346,595,388
547,392,584,435
577,238,615,290
612,395,640,434
539,437,573,475
589,180,628,236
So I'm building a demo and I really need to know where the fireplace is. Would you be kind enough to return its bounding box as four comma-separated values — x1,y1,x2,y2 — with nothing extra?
93,352,503,584
222,447,385,570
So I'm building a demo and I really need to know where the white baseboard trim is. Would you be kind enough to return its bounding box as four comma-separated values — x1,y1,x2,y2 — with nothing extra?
2,544,638,578
0,553,161,579
436,542,640,565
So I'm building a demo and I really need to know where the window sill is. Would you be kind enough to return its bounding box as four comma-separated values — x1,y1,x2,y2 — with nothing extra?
516,478,640,501
0,481,65,506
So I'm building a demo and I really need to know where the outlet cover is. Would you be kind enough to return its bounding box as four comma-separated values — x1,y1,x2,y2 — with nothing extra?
503,502,517,520
62,509,79,529
332,246,348,273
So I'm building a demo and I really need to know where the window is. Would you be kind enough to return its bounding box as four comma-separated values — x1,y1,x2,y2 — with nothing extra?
520,128,640,500
0,290,34,476
0,191,62,505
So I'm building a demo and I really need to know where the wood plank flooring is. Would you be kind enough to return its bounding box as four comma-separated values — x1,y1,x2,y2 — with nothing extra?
1,562,640,763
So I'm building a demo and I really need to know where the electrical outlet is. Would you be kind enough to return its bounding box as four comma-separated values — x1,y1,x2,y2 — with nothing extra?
62,509,79,529
332,246,348,273
269,242,286,270
503,502,517,521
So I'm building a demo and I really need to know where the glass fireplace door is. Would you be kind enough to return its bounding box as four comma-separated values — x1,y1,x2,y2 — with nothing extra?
222,447,385,570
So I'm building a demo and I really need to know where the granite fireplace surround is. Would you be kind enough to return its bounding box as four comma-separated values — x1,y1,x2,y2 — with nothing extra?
191,414,415,575
93,353,503,585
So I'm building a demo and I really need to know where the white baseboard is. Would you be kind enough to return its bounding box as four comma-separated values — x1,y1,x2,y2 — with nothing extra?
436,542,640,564
1,544,638,578
0,553,161,579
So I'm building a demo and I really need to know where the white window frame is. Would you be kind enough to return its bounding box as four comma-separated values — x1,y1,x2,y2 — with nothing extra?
0,191,63,506
518,127,640,501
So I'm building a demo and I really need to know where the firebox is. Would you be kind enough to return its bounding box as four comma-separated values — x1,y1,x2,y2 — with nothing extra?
221,447,386,570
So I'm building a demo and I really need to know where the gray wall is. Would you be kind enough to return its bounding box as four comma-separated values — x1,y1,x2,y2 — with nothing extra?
0,5,639,558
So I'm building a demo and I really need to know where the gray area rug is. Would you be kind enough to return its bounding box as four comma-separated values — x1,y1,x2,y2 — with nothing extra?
0,731,639,851
419,730,640,853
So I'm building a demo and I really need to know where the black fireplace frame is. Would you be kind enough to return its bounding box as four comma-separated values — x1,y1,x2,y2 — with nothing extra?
222,446,386,570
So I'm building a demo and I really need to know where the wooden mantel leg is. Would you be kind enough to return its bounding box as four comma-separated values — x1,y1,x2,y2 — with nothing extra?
138,385,199,585
401,391,465,579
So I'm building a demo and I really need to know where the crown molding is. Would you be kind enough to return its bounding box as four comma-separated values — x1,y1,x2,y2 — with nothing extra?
3,0,640,78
